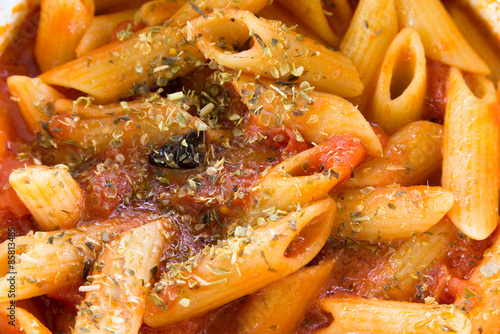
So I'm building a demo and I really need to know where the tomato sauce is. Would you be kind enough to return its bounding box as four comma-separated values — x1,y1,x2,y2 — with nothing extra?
423,59,449,124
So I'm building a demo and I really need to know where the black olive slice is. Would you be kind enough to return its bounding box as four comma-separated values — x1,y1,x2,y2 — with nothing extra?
148,130,205,169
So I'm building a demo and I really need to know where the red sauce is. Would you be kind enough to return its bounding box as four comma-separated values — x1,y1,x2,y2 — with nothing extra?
80,164,133,220
423,59,449,124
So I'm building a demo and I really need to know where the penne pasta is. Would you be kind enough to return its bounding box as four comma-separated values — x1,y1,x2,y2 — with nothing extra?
39,25,203,103
144,198,337,328
345,121,443,188
248,135,366,217
7,75,65,134
15,307,52,334
333,186,454,242
9,164,84,230
0,304,52,334
35,0,95,72
455,0,500,46
340,0,398,115
167,0,270,28
75,9,137,57
257,2,326,44
370,218,455,300
447,2,500,85
139,0,187,27
394,0,490,75
372,27,427,133
233,259,335,334
230,74,383,156
274,0,340,47
190,9,363,98
47,94,208,158
74,220,170,334
0,218,146,302
317,296,471,334
454,230,500,333
442,68,500,240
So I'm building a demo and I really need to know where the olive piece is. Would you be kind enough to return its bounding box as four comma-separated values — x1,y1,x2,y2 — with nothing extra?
148,130,205,169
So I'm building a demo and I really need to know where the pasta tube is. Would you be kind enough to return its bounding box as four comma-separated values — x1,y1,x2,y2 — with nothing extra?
257,2,325,44
274,0,340,46
233,259,335,334
447,2,500,84
0,218,146,302
346,121,443,188
455,0,500,46
249,135,366,216
35,0,95,72
144,198,337,327
230,75,382,156
39,25,203,103
7,75,65,134
372,27,427,133
0,304,52,334
74,220,170,334
340,0,398,114
370,218,455,300
167,0,269,28
442,68,500,240
334,186,454,242
394,0,490,75
9,164,84,230
48,95,207,157
317,296,471,334
139,0,187,26
75,9,137,57
190,9,363,97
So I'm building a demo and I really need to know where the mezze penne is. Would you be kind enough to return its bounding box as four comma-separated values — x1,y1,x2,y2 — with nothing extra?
9,164,84,230
35,0,95,72
190,9,363,98
317,296,471,334
232,259,335,334
447,2,500,84
372,27,427,133
144,198,336,327
0,218,147,302
75,9,137,57
394,0,490,74
248,135,366,219
230,74,382,156
340,0,398,115
274,0,340,46
39,25,203,103
369,218,456,300
74,220,170,334
7,75,64,134
442,68,500,240
346,121,443,188
333,185,454,242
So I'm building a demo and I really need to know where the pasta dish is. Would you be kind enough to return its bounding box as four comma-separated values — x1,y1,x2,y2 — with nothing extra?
0,0,499,333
